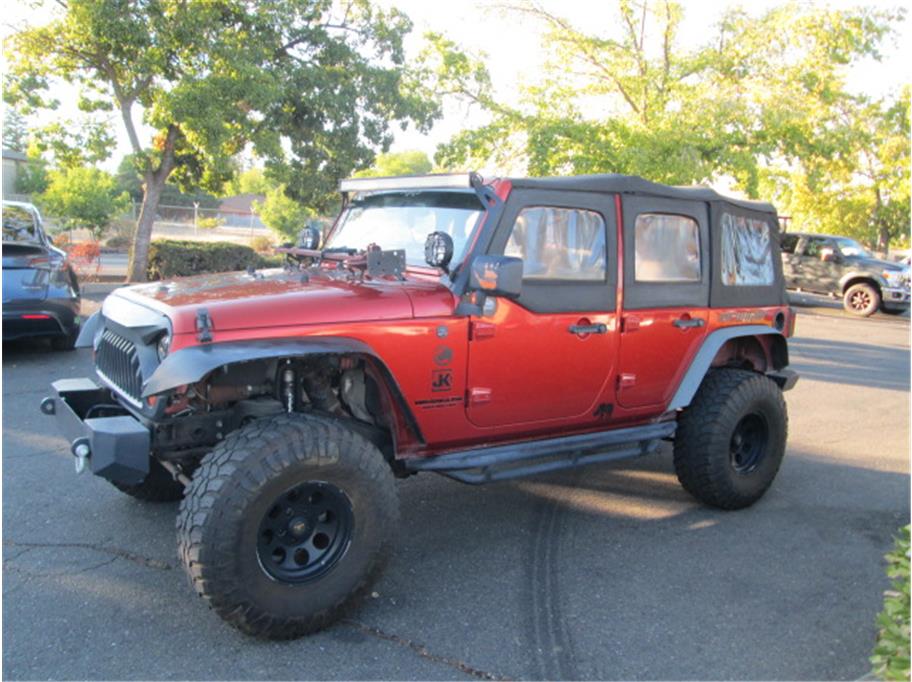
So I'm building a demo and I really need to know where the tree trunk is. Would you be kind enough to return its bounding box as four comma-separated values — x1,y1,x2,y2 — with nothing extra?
877,224,890,255
127,175,166,282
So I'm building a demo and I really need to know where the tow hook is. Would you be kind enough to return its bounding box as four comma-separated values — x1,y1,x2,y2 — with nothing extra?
71,438,91,474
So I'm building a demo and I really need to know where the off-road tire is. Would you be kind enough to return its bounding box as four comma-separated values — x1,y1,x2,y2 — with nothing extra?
110,459,185,502
843,282,880,317
176,413,398,639
673,369,787,510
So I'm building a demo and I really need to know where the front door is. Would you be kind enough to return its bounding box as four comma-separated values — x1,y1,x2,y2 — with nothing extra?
617,196,711,409
465,190,618,429
795,236,841,293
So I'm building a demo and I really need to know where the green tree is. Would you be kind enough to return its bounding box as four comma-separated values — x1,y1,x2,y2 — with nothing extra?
253,185,314,242
227,167,272,196
14,145,50,196
116,153,220,207
3,108,29,152
355,150,433,177
38,166,130,240
426,2,905,246
5,0,438,281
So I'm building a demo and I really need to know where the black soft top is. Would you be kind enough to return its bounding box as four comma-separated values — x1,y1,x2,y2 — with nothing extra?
507,174,776,214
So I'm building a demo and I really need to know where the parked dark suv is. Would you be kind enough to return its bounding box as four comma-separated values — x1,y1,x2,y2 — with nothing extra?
781,232,910,316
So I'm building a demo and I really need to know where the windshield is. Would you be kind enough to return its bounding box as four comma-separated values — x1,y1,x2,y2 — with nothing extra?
2,205,41,244
326,191,483,268
835,237,870,258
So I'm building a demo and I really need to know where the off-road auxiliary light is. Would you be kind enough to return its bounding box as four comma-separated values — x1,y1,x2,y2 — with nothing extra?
339,173,476,193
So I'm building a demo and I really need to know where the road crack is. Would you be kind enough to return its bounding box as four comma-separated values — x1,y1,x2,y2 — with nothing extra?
342,619,512,681
3,540,173,570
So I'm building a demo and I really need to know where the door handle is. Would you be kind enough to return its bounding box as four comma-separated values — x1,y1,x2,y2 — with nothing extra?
568,323,608,335
672,317,705,329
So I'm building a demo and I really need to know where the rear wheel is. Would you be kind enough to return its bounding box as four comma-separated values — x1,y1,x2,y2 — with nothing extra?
674,369,787,510
177,413,398,639
110,459,185,502
843,282,880,316
50,327,78,351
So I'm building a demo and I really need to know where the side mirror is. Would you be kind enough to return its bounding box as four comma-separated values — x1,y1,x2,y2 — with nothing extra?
297,222,322,250
469,255,523,299
820,248,838,263
424,231,454,271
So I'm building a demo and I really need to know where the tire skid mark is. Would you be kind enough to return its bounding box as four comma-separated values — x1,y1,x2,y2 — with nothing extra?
342,619,512,681
525,476,580,681
3,539,173,570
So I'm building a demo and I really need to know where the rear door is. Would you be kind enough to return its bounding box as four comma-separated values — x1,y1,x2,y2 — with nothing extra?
779,233,801,288
465,190,618,428
616,197,710,409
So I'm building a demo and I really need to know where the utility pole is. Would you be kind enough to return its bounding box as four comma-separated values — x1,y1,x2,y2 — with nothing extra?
193,202,200,236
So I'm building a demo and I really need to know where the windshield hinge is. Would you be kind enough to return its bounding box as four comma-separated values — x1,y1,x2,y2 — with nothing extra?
196,308,213,343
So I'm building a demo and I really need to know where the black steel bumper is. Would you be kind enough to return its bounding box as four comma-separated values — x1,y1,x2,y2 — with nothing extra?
40,378,151,484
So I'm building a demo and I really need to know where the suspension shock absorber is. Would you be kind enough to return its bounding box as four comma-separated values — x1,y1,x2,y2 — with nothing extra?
282,360,296,413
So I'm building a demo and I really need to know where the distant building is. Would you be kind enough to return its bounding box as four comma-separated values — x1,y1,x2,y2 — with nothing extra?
2,148,29,200
218,193,266,228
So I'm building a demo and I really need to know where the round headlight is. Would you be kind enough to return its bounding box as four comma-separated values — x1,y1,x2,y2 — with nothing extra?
157,331,172,360
424,231,454,271
297,222,322,250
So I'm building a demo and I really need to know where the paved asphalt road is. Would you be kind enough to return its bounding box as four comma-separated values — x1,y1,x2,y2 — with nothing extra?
2,302,909,680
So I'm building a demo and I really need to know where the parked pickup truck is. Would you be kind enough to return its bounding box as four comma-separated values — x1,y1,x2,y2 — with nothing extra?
781,232,911,316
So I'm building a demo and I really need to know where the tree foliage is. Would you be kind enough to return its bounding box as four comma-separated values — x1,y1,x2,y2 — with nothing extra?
354,150,433,177
3,108,29,152
253,185,314,241
38,166,130,240
227,167,272,196
5,0,439,280
425,1,908,248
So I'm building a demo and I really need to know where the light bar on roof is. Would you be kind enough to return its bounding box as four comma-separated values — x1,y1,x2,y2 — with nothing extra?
339,173,474,193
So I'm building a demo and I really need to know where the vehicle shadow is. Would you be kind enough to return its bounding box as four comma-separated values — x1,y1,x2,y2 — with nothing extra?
788,336,911,391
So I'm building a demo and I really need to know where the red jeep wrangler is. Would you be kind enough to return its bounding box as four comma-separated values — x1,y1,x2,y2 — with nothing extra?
42,173,797,638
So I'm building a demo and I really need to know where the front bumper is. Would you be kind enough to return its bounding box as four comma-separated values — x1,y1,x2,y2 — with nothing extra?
881,286,910,310
40,378,151,484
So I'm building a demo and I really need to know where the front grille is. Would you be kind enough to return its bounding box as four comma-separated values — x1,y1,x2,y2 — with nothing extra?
96,329,143,403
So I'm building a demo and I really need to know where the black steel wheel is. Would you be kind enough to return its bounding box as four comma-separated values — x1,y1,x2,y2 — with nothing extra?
674,368,787,509
843,282,880,317
256,482,354,584
177,413,398,639
729,413,769,474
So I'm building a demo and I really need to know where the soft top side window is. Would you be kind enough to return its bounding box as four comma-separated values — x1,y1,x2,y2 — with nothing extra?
634,213,701,283
720,212,775,286
504,206,606,281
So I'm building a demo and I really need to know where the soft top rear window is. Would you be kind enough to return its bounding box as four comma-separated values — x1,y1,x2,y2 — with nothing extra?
2,206,40,244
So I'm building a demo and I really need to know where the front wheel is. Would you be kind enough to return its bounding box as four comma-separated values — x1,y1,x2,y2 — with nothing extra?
843,282,880,316
176,414,398,639
673,369,787,510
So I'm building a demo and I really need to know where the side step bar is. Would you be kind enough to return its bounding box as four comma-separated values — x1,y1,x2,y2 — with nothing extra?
404,421,677,484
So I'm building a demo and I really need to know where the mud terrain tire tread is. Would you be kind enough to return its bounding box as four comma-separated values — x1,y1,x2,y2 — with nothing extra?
110,459,185,502
176,413,398,639
673,368,787,510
